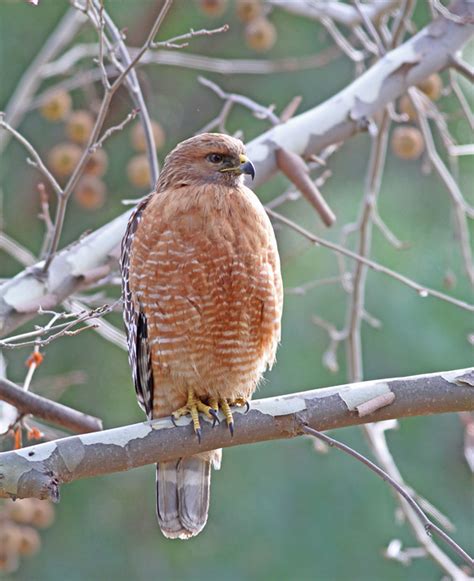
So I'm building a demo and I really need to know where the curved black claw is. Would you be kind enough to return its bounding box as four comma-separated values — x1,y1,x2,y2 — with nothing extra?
170,414,178,427
195,428,202,444
228,421,234,437
209,408,220,427
244,401,250,414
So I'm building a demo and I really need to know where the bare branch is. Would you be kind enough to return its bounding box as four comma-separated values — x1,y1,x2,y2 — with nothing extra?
0,367,471,500
302,425,473,569
0,377,102,434
0,116,62,197
449,54,474,81
408,88,474,286
266,209,474,312
151,24,229,49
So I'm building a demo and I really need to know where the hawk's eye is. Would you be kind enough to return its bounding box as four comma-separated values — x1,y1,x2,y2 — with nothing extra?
207,153,223,164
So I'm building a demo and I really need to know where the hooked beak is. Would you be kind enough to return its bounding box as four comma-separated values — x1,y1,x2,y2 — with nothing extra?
239,154,256,181
220,154,256,180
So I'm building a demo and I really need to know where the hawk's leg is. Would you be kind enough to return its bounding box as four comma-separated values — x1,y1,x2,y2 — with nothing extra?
209,397,250,436
171,388,219,442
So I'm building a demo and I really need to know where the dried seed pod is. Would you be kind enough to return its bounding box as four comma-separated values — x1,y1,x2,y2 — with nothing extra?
6,499,37,525
48,143,82,178
131,120,166,152
66,110,95,144
417,73,442,101
236,0,262,22
391,126,424,160
127,154,152,188
245,17,276,52
40,90,72,122
74,175,107,211
84,148,108,177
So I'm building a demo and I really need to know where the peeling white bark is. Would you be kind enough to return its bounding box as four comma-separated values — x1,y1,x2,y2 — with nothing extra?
0,367,472,501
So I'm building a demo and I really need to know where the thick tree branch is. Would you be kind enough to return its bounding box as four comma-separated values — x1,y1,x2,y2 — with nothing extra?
0,2,472,338
0,367,471,501
0,377,102,434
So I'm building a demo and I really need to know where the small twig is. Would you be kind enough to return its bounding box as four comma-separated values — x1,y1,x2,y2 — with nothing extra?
390,0,416,48
302,425,474,570
151,24,229,49
409,88,474,287
346,110,391,381
319,15,365,64
0,304,115,349
372,207,407,250
91,108,139,152
0,115,62,197
198,76,281,126
38,184,55,259
449,54,474,82
354,0,386,55
431,0,474,25
0,232,36,267
449,69,474,132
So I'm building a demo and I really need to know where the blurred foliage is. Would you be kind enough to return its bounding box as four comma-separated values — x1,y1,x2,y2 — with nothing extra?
0,1,473,580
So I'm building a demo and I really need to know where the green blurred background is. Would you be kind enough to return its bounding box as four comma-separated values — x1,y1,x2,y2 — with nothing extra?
0,1,472,579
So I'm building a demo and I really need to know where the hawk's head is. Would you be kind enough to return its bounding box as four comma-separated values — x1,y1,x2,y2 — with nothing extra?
157,133,255,190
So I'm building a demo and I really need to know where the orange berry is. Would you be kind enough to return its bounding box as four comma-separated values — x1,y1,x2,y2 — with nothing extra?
245,17,276,52
127,155,152,188
74,175,106,210
391,126,424,160
48,143,82,178
236,0,262,22
417,73,442,101
399,95,417,121
17,527,41,557
40,90,72,122
66,110,94,144
25,351,43,368
131,120,165,152
84,148,108,177
197,0,227,16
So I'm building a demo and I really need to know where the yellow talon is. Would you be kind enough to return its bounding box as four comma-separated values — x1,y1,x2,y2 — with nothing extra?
219,399,235,436
171,390,248,439
171,388,220,441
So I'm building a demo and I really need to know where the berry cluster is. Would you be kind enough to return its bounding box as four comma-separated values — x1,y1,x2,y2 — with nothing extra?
197,0,277,52
0,499,55,573
41,89,108,210
127,120,166,188
392,74,443,161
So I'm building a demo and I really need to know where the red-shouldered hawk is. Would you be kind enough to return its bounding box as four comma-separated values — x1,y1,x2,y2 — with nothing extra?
120,133,283,539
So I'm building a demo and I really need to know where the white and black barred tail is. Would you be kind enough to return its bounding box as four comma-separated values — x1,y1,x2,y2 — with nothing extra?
156,451,221,540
